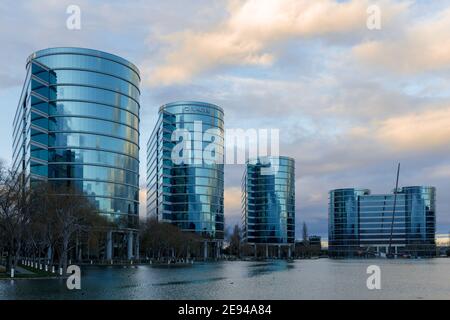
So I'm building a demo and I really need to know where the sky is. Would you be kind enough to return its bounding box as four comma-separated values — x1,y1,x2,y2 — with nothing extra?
1,0,449,239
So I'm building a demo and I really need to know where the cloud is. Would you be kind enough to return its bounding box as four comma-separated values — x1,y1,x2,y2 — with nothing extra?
354,7,450,74
148,0,407,85
224,186,242,216
139,188,147,219
375,106,450,151
2,0,450,236
423,164,450,179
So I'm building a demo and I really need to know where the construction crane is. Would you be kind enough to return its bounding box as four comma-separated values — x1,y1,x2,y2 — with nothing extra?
387,163,400,258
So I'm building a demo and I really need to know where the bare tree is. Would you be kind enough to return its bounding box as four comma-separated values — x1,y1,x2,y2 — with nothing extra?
140,217,202,261
0,166,33,272
0,161,110,273
42,183,100,272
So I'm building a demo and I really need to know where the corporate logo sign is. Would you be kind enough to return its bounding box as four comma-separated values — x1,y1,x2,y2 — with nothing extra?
183,106,211,115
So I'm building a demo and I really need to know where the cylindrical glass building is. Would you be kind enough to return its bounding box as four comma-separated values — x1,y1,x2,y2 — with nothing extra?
402,186,436,252
147,101,224,240
328,188,370,257
13,47,140,259
242,156,296,245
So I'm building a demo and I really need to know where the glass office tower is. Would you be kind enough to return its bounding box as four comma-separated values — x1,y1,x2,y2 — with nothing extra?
146,101,225,243
328,188,370,257
12,48,140,260
329,186,436,257
242,156,295,257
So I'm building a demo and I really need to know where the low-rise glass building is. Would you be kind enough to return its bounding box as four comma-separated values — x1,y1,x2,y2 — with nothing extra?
329,186,436,257
146,101,225,244
242,156,295,257
13,47,140,260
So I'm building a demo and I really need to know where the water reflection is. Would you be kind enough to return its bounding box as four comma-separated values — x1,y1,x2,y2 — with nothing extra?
0,259,449,300
152,277,228,287
246,261,295,278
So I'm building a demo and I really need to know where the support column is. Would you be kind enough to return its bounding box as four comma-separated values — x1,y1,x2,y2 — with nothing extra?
47,247,52,261
265,244,269,259
216,242,220,259
288,245,292,259
254,244,257,258
87,236,90,260
203,241,208,261
75,235,79,262
127,231,134,260
278,245,281,259
135,234,140,260
106,230,113,261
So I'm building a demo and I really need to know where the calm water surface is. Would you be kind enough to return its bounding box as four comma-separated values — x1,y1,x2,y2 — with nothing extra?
0,259,449,299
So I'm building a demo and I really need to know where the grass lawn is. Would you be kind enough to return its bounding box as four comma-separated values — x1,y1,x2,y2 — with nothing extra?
0,264,59,279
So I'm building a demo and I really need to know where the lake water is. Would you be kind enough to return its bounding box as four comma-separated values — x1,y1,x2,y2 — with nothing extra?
0,259,449,300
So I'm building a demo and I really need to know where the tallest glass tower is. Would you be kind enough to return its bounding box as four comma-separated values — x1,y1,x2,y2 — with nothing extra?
12,48,140,259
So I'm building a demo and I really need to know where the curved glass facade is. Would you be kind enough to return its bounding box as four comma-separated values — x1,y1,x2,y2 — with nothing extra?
328,186,436,257
328,188,370,256
13,48,140,231
242,156,295,244
402,187,436,251
147,101,224,240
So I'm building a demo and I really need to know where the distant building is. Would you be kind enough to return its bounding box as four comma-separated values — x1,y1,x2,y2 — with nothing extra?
295,236,322,257
436,234,450,256
328,187,436,257
308,235,322,247
242,156,295,258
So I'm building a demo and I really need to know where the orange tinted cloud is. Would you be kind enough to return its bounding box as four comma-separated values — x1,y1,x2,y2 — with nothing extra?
148,0,406,85
376,107,450,151
354,8,450,73
224,187,242,216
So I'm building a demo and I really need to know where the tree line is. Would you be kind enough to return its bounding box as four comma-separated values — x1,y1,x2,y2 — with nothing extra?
139,218,207,261
0,164,108,273
0,162,222,273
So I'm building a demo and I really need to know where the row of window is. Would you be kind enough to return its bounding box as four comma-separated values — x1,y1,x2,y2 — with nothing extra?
31,114,139,144
155,185,223,196
163,213,224,222
49,179,139,201
172,114,224,128
246,220,295,226
147,194,224,205
45,163,139,186
49,85,139,115
52,69,140,99
30,131,139,159
165,220,224,233
47,148,138,171
36,53,140,87
52,101,138,127
162,203,222,211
